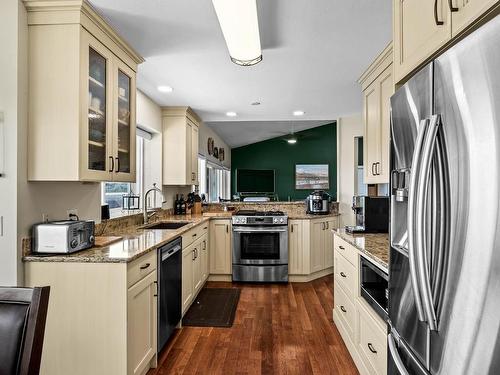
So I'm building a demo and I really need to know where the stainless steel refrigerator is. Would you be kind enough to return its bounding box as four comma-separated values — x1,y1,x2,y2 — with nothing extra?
388,13,500,375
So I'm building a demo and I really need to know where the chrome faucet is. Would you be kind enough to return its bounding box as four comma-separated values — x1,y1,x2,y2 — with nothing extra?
143,183,165,224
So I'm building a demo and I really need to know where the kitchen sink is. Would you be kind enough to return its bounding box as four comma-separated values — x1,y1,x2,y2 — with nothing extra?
145,222,190,230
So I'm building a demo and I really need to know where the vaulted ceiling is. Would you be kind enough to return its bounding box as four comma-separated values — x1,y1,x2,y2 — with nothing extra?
90,0,391,147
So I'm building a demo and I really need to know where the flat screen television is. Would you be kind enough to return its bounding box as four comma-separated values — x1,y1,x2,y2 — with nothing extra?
236,169,275,193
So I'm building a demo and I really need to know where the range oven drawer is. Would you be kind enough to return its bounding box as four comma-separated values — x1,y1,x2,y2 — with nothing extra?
232,264,288,283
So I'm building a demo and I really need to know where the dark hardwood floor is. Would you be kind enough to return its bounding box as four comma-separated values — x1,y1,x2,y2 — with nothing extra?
148,275,358,375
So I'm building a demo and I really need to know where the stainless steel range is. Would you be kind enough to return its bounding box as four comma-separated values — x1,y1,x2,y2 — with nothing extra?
232,210,288,282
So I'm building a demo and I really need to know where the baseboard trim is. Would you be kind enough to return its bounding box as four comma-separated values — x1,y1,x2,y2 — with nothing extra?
207,274,232,282
289,268,333,282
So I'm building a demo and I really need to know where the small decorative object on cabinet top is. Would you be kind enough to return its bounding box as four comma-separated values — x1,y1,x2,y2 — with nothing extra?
208,137,214,155
213,147,219,159
219,147,225,162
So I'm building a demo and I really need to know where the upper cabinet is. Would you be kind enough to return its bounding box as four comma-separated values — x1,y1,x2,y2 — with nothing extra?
25,0,144,182
393,0,499,83
358,43,393,184
162,107,201,186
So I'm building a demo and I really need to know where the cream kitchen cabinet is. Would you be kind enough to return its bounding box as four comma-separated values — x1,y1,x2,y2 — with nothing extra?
359,44,393,184
209,219,232,277
24,250,158,375
288,217,337,281
332,233,387,375
393,0,451,83
162,107,201,185
451,0,499,35
128,270,157,375
25,0,143,182
393,0,500,84
181,242,195,313
200,234,209,282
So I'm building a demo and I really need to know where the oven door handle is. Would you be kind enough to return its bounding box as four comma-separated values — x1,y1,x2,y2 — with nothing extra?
232,226,288,233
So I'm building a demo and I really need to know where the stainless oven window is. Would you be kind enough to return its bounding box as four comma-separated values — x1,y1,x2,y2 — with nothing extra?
240,232,280,260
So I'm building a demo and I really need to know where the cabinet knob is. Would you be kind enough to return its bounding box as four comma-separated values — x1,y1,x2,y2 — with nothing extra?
339,246,345,250
340,272,347,278
340,305,347,313
140,263,150,270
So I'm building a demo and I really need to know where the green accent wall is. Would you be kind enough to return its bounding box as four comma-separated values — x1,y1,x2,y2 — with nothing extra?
231,123,337,200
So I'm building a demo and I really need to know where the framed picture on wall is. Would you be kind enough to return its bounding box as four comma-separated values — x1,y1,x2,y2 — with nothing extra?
295,164,329,190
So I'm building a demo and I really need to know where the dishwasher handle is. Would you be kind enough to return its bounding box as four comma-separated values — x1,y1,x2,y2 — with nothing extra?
160,242,182,261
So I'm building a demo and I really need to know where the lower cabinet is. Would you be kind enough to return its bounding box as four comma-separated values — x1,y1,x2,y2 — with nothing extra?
289,217,337,280
209,219,232,276
332,233,387,375
181,225,210,315
24,252,159,375
127,270,157,375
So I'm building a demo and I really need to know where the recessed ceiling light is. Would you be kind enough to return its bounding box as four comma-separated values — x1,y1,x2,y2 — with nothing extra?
226,111,237,117
293,110,305,116
157,86,173,93
251,102,261,106
287,138,297,144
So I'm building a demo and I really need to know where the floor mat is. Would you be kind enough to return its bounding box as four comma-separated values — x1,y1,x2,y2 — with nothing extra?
182,288,240,328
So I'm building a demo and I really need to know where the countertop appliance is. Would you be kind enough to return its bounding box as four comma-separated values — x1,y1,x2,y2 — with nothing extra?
346,196,389,233
388,15,500,375
157,237,182,353
360,256,388,321
232,210,288,282
32,220,95,254
306,190,331,215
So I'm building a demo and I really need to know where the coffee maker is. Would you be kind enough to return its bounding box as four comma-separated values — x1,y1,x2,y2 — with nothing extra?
346,196,389,233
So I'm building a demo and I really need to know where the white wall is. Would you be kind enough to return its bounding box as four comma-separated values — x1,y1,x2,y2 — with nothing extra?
337,114,363,227
198,122,231,168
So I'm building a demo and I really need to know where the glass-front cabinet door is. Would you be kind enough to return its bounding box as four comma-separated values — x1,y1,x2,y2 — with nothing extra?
82,33,113,180
113,58,136,182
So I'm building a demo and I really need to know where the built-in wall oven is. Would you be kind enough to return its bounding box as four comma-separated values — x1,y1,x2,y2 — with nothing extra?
232,210,288,282
360,256,388,320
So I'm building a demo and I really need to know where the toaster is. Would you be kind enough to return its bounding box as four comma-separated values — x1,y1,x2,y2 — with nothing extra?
32,220,95,254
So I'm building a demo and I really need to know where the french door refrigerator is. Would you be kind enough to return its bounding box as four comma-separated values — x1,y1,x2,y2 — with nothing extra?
388,13,500,375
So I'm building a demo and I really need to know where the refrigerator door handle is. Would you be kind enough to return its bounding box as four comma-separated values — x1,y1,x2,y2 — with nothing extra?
388,333,411,375
415,114,441,331
408,118,430,322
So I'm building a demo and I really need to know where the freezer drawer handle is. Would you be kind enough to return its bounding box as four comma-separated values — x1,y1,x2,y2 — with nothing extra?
340,272,347,278
388,333,410,375
340,305,347,313
367,343,377,354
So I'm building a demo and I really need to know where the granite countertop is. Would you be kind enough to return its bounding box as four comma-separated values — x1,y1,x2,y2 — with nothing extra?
333,228,389,272
22,214,231,264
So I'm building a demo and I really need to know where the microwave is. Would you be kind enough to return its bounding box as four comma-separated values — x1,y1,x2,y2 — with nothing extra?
360,256,388,321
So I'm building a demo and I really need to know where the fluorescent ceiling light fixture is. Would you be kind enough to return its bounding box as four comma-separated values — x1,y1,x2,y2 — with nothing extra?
293,110,305,116
287,138,297,144
157,86,173,93
212,0,262,66
226,111,237,117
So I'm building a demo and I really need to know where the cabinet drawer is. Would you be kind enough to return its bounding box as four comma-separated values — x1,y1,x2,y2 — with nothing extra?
334,282,355,340
357,302,387,375
183,222,209,248
127,250,157,288
334,235,358,266
334,250,357,297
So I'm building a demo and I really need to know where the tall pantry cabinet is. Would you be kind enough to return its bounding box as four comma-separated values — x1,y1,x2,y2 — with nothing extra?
25,0,144,182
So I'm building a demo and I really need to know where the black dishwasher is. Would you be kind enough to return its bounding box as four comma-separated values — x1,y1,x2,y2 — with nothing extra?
157,237,182,353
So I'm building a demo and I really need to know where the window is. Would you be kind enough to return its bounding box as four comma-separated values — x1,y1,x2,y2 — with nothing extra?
198,156,230,202
101,134,145,217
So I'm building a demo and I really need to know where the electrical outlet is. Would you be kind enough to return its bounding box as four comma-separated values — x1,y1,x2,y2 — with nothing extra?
67,209,78,220
42,213,49,222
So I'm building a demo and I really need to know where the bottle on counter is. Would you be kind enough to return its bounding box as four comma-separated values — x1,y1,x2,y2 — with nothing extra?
179,195,186,214
174,194,180,215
